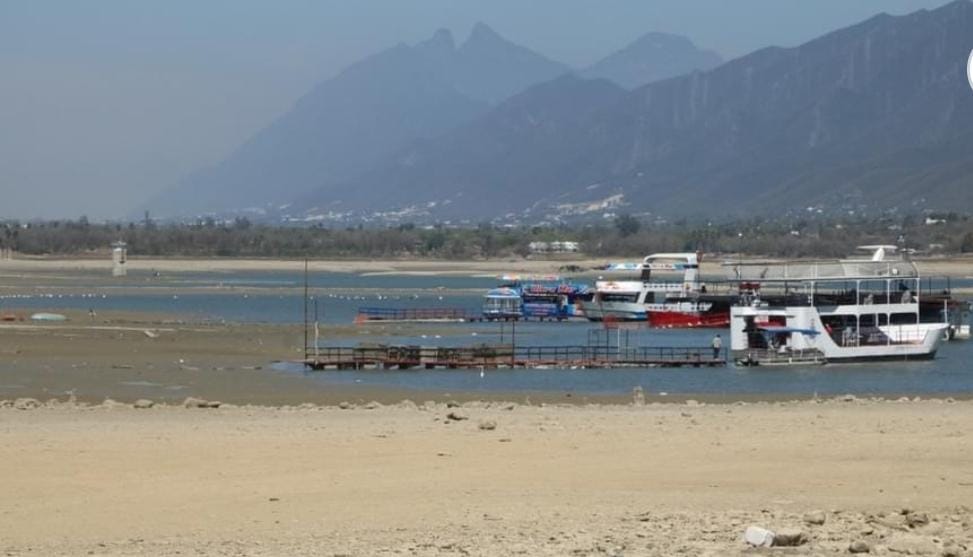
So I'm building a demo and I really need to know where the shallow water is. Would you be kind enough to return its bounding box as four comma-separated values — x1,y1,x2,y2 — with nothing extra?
3,269,972,397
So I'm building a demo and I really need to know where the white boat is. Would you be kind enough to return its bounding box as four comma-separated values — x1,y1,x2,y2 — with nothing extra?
727,249,948,365
581,253,730,327
30,312,67,322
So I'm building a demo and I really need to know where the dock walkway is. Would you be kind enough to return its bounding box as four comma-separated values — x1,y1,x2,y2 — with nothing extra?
354,307,482,323
304,344,726,370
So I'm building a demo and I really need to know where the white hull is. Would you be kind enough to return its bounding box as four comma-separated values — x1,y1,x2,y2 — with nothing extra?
731,305,947,365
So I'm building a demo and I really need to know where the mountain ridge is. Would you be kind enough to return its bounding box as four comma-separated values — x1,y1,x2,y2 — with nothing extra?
581,31,723,89
296,0,973,221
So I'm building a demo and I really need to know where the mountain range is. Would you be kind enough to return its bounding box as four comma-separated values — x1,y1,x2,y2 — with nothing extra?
150,2,973,222
148,24,722,218
581,32,723,89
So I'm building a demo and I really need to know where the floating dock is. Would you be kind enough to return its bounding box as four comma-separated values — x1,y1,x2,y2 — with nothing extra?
354,307,483,323
304,344,726,370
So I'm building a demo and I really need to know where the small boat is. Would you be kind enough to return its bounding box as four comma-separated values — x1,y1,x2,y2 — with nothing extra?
30,312,68,322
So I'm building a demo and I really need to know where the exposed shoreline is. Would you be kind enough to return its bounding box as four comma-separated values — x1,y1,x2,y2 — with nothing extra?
2,399,971,555
3,254,973,277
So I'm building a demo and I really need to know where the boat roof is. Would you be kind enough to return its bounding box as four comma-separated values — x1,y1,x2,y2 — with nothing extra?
484,287,521,298
601,252,700,273
594,280,645,292
723,258,919,282
497,274,562,282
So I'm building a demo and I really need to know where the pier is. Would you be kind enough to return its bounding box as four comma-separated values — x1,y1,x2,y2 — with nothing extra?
354,307,483,323
304,344,726,370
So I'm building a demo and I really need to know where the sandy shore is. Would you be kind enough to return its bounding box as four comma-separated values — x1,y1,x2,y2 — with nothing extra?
0,256,599,276
1,399,971,555
4,254,973,277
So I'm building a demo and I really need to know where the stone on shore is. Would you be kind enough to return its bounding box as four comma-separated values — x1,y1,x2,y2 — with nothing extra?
183,397,220,409
478,420,497,431
771,528,807,547
744,526,775,547
804,510,827,525
14,398,41,410
886,532,939,555
941,544,964,557
849,540,871,553
446,411,468,421
133,399,155,409
905,511,930,528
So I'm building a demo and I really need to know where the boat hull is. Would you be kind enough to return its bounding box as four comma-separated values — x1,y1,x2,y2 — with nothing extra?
730,305,947,365
581,302,728,328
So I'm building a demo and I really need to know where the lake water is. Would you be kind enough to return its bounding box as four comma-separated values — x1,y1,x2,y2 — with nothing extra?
2,269,972,397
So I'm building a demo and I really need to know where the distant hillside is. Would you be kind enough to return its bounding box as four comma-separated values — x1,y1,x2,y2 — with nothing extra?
297,75,628,220
581,32,723,89
301,0,973,221
147,24,566,217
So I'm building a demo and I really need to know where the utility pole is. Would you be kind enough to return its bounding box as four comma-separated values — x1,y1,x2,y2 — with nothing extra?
303,259,309,362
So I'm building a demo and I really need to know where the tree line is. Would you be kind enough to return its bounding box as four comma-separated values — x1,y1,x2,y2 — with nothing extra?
2,213,972,259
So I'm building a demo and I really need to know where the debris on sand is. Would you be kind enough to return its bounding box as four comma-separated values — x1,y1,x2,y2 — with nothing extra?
743,526,775,547
804,510,827,526
446,411,468,421
183,397,221,409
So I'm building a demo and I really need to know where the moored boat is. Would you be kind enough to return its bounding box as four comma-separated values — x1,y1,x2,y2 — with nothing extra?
482,275,592,321
581,253,731,327
727,248,949,365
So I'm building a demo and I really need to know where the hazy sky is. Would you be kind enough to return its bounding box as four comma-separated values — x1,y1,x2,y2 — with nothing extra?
0,0,955,220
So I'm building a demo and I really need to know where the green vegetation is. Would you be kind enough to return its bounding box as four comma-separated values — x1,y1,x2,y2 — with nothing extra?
2,214,972,259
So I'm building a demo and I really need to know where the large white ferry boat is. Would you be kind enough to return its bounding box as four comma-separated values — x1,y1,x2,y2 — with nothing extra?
581,253,731,327
727,247,949,365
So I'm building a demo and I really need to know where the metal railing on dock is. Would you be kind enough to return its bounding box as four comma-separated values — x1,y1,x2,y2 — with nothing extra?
304,344,725,370
354,307,481,323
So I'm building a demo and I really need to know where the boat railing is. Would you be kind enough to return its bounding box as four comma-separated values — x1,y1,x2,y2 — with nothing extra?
829,325,930,347
356,307,476,321
723,259,919,282
737,347,825,365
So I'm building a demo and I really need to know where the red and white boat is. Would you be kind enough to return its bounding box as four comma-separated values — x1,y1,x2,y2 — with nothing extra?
581,253,730,328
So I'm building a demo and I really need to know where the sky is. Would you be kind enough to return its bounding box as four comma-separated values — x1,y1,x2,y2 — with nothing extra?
0,0,956,220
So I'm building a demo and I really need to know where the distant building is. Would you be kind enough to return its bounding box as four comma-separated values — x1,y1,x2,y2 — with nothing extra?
111,241,128,277
529,240,580,254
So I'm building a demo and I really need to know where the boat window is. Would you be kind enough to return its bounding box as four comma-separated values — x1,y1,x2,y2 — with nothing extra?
601,293,639,303
889,313,918,325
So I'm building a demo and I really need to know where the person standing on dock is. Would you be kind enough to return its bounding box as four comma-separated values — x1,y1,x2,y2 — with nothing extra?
711,334,722,360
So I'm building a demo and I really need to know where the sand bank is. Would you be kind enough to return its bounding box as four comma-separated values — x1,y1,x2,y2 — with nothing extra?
3,254,972,277
1,399,971,555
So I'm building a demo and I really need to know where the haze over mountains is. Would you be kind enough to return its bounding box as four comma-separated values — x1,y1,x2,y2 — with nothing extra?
150,2,973,223
149,24,724,218
581,32,723,89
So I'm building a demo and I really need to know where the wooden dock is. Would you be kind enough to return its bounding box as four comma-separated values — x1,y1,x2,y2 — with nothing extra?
354,307,482,323
304,344,726,370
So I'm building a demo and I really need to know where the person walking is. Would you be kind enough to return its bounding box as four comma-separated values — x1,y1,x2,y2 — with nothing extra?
711,333,723,360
